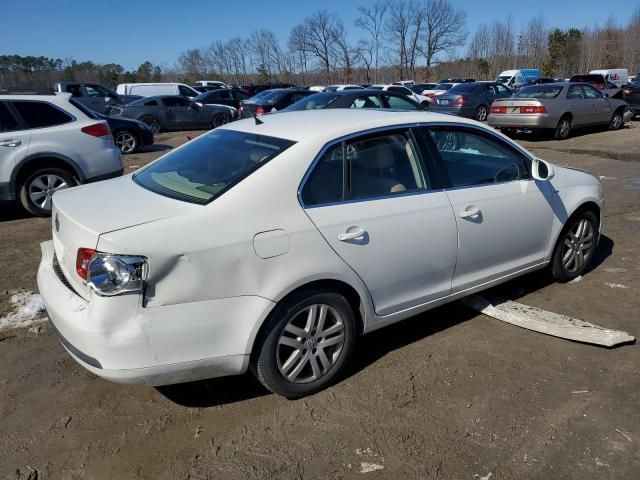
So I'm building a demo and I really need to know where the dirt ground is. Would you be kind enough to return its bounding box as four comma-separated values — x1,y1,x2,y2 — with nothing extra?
1,122,639,480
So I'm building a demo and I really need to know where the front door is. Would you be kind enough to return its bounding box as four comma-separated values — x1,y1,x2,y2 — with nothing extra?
421,125,555,293
162,96,195,128
301,129,458,316
0,101,30,198
582,84,613,124
566,85,590,126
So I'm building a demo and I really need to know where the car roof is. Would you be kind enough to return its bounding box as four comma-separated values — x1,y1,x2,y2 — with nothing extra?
220,109,479,142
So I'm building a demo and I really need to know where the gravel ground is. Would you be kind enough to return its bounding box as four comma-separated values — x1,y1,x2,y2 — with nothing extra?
1,122,639,480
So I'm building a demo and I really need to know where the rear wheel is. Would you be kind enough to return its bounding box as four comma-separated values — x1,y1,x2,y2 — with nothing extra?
554,115,572,140
19,167,76,217
252,289,356,398
473,105,488,121
141,116,161,134
609,109,624,130
550,210,599,281
114,130,138,153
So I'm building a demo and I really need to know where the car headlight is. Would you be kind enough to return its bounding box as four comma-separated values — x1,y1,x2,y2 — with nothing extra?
88,254,147,296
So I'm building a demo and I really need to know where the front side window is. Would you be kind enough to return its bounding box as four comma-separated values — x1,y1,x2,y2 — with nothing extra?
11,101,72,129
163,97,191,107
426,128,529,187
582,85,603,99
0,102,20,132
350,95,383,109
301,131,428,206
134,129,295,204
384,94,419,110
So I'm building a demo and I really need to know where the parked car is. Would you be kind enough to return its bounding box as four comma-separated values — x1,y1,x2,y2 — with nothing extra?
487,83,630,139
392,80,415,86
428,82,513,121
68,98,154,154
109,95,236,133
367,84,431,107
191,85,224,93
116,83,200,98
307,86,326,92
589,69,629,88
242,89,314,117
283,89,425,112
409,83,438,94
623,80,640,117
193,88,251,110
439,78,475,83
568,74,620,95
511,77,556,93
0,91,122,216
323,85,364,92
422,82,458,99
194,80,232,89
38,109,603,398
241,83,297,96
496,69,540,89
52,82,140,114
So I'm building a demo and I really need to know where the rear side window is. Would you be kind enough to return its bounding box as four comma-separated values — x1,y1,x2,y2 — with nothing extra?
0,102,20,132
178,85,196,96
384,94,419,110
425,128,529,187
11,101,72,129
134,129,295,204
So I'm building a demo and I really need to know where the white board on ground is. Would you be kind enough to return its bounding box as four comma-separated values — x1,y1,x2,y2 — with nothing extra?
460,295,635,347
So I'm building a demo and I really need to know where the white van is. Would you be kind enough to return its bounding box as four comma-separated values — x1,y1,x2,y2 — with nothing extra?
589,69,629,88
116,83,199,98
496,69,540,87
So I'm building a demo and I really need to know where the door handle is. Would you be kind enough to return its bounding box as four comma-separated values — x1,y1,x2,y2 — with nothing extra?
459,206,480,218
338,227,367,241
0,139,22,147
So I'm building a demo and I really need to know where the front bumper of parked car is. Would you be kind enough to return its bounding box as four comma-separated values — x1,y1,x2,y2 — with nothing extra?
37,240,274,386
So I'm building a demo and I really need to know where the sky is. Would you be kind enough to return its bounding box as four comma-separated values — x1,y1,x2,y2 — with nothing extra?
1,0,637,70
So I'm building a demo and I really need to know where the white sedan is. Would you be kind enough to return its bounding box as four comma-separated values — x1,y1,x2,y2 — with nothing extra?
369,84,433,106
38,110,603,398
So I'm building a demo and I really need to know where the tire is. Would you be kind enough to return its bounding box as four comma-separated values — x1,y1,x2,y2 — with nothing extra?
252,289,356,398
114,130,138,154
609,109,624,130
473,104,488,122
141,116,161,134
554,114,572,140
211,112,229,128
19,167,77,217
550,210,599,282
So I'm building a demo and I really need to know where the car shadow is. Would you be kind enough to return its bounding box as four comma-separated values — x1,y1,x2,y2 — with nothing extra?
138,143,173,153
0,204,32,222
156,234,614,407
512,124,628,142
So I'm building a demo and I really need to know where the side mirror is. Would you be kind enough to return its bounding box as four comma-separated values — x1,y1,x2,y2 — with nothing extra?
532,158,555,181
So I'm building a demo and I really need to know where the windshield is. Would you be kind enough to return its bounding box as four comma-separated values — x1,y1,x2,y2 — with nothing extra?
248,90,272,101
448,83,478,94
434,83,453,90
133,129,295,204
515,85,563,99
496,76,512,84
285,93,340,111
68,98,100,119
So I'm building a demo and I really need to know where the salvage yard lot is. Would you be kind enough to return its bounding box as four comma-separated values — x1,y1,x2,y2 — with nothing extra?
1,123,639,479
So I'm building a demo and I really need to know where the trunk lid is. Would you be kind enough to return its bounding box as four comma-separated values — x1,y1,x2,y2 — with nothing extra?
491,97,544,114
51,175,197,299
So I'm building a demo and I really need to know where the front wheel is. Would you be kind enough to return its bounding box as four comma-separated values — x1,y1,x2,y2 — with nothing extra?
211,112,230,128
252,290,356,398
19,168,77,216
473,105,488,121
609,109,624,130
550,210,599,281
554,115,572,140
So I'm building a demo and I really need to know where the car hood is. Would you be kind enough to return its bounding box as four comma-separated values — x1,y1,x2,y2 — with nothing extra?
51,175,200,299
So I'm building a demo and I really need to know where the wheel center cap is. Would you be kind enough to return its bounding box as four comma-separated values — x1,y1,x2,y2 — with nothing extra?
304,337,317,349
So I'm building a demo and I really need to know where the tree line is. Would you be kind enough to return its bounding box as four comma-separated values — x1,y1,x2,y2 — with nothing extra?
1,2,639,89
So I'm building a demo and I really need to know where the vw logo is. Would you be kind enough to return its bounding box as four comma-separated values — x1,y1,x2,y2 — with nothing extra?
54,213,60,233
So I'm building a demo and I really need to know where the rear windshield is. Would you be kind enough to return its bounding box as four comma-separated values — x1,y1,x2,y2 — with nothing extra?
515,85,563,99
133,129,295,204
448,83,478,94
285,93,340,111
434,83,453,90
69,98,99,119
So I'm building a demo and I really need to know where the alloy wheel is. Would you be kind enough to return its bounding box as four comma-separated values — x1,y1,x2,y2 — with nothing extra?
28,174,69,210
611,112,623,130
561,218,595,273
115,132,137,153
142,117,161,134
475,105,487,121
276,304,345,384
558,118,570,138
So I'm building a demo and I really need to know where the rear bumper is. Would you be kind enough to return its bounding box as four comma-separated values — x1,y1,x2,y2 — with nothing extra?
487,113,558,129
37,240,272,386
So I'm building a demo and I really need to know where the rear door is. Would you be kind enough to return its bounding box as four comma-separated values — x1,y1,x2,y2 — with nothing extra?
419,125,555,292
300,128,458,316
0,101,30,195
566,85,589,126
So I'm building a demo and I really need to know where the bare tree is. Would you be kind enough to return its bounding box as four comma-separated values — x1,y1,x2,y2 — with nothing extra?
301,10,342,82
355,1,388,82
418,0,467,68
520,15,547,68
385,0,413,78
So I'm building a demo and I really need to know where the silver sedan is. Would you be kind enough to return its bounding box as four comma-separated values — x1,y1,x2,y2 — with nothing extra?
487,83,630,140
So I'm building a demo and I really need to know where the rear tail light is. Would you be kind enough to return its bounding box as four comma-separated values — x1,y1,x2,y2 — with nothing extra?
490,105,507,114
519,105,547,114
256,107,265,116
76,248,96,280
452,96,467,106
81,122,111,138
624,88,632,95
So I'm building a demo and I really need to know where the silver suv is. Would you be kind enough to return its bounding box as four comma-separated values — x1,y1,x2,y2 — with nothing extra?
0,90,123,216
